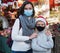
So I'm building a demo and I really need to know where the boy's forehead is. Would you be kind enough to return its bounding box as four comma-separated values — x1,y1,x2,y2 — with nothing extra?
36,20,45,24
36,21,45,26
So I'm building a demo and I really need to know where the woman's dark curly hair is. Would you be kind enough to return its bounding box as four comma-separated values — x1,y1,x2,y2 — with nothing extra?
17,1,35,18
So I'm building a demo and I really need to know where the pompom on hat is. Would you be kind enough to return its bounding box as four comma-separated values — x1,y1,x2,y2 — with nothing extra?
35,16,48,26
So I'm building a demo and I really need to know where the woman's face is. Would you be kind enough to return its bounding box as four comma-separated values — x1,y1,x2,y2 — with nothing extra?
24,4,33,10
24,4,33,16
36,21,45,27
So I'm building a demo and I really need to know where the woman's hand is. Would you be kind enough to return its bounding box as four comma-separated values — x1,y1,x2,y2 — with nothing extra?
45,30,52,36
29,33,37,39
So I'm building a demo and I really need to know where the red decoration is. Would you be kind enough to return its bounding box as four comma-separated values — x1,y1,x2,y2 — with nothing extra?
49,0,60,9
28,0,38,2
7,0,13,2
2,0,7,3
49,0,55,9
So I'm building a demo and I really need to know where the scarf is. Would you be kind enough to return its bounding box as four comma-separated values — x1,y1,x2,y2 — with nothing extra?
19,15,35,36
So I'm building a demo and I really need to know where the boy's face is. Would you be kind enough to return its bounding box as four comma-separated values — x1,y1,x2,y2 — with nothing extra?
36,21,45,27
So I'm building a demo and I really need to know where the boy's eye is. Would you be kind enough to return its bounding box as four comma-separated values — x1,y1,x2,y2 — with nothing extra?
37,24,45,26
37,24,40,26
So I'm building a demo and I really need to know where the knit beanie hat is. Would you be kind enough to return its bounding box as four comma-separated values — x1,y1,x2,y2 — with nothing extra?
35,16,48,26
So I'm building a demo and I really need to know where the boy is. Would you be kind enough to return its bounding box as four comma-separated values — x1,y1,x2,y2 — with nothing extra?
32,16,54,53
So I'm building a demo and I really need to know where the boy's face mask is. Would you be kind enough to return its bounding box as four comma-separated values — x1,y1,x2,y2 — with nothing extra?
35,26,45,31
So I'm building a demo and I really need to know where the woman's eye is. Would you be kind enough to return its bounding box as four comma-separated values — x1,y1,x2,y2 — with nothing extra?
29,8,32,10
24,8,32,10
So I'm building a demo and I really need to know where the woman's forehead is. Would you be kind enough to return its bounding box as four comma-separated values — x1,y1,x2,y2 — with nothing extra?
25,4,32,8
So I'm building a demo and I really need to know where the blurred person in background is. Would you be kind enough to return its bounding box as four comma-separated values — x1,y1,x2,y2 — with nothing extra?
0,4,11,53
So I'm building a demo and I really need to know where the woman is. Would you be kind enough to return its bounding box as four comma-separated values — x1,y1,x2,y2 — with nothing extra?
11,1,37,53
32,16,54,53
